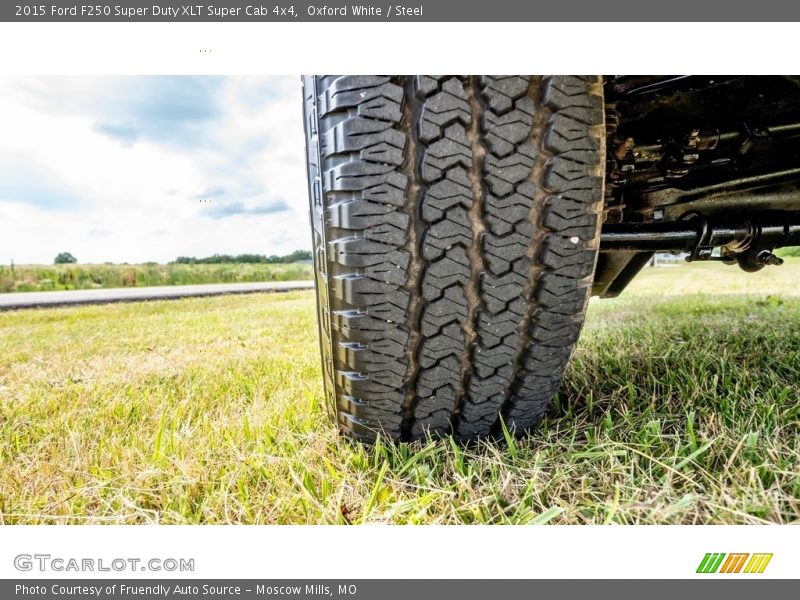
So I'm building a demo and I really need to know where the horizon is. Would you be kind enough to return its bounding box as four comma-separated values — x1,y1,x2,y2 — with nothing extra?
0,76,309,264
1,249,312,267
1,258,313,267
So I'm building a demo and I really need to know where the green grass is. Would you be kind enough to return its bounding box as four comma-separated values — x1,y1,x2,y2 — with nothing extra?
0,262,313,293
0,260,798,524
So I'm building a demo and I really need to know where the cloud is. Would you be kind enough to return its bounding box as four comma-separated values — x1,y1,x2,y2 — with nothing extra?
104,77,226,149
92,121,139,146
0,154,84,210
18,76,227,150
194,186,228,200
239,79,293,108
192,182,291,219
204,199,291,219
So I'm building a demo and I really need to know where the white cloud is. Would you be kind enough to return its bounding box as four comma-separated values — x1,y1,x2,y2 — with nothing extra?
0,76,309,264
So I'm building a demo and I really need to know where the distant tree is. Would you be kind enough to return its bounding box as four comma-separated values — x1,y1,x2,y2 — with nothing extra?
54,252,77,264
171,250,312,265
285,250,312,262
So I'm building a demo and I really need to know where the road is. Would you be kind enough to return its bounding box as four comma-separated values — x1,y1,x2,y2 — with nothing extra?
0,281,315,311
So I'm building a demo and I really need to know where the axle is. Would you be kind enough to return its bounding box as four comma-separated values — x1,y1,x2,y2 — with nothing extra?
600,212,800,271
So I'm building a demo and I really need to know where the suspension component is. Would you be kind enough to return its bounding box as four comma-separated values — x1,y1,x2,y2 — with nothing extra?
600,212,800,271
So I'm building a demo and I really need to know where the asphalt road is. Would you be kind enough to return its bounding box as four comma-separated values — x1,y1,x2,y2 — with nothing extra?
0,281,315,311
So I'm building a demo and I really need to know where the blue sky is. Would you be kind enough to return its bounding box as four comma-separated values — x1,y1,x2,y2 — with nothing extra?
0,76,308,264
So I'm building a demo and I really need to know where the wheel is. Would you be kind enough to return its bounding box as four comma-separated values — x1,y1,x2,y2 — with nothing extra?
303,75,605,442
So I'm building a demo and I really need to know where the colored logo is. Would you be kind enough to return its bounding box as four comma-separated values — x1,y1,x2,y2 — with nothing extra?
697,553,773,574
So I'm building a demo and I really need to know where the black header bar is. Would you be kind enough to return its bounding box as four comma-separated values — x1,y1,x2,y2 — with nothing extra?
5,0,800,21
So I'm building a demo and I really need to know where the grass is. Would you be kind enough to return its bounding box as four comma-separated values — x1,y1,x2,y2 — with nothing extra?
0,260,799,524
0,262,313,293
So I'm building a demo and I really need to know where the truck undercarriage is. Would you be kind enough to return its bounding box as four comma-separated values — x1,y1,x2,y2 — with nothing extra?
595,75,800,296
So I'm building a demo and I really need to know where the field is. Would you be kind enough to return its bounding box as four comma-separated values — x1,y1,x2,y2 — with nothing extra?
0,262,313,293
1,260,799,524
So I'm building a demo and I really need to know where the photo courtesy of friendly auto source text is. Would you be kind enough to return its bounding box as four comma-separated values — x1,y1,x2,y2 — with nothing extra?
0,0,798,594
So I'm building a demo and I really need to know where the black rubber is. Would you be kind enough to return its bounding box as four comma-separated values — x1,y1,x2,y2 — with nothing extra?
303,76,605,442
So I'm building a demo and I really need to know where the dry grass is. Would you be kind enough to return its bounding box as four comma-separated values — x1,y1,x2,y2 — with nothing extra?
0,260,799,524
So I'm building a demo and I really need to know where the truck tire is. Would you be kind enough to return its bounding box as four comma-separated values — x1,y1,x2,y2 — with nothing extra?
303,75,605,442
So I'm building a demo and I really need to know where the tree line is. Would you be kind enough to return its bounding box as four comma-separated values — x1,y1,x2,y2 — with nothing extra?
172,250,312,264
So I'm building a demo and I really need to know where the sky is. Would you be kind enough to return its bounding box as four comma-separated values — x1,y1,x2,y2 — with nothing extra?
0,76,310,264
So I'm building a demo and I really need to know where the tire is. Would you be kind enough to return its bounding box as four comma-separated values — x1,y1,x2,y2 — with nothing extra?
302,75,605,442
